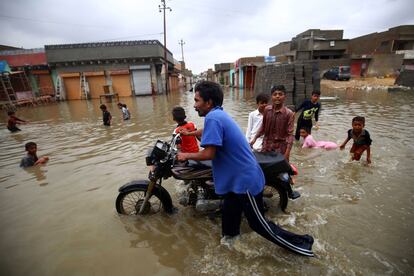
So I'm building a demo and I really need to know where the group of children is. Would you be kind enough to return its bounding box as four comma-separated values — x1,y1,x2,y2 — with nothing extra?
245,86,372,164
171,85,372,164
99,102,130,126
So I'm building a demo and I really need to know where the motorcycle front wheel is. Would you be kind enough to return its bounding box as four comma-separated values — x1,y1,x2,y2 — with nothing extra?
116,184,173,215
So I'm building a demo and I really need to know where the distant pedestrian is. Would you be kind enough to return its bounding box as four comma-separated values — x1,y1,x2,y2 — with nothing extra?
340,116,372,164
117,103,130,120
20,142,49,168
294,90,321,141
245,93,269,152
100,104,112,126
7,111,27,132
300,127,337,150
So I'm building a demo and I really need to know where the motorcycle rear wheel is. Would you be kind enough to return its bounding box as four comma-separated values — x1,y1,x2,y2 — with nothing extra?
263,182,288,212
116,184,172,215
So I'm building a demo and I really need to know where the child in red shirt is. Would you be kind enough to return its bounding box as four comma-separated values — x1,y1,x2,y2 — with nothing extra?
172,106,199,153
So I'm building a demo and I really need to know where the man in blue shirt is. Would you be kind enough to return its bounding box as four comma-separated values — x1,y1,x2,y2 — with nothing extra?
177,81,314,256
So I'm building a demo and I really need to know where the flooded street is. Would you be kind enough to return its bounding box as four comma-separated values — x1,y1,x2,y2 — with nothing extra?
0,87,413,275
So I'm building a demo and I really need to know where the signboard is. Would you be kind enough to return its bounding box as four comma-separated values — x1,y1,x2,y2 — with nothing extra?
264,56,276,63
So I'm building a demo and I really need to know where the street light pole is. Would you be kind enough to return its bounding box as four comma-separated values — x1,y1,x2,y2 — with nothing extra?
159,0,171,95
179,39,185,62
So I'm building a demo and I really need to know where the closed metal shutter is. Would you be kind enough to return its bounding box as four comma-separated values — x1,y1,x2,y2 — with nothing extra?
63,76,80,100
87,76,106,99
131,65,151,96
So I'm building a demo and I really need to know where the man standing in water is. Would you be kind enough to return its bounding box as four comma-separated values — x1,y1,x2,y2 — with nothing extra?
177,81,314,256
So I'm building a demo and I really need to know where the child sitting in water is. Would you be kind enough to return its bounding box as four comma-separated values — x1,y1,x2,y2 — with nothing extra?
20,142,49,168
300,127,338,150
340,116,372,164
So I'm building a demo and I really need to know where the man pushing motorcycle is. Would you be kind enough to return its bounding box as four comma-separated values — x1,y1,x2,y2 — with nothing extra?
177,81,314,257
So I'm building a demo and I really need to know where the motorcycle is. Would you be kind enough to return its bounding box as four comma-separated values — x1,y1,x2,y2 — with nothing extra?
115,134,299,216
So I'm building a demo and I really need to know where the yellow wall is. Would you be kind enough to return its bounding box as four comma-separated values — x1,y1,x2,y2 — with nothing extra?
87,76,106,99
63,77,81,100
112,74,132,97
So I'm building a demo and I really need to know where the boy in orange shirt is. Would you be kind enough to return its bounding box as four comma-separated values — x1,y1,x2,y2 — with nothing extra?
172,106,199,153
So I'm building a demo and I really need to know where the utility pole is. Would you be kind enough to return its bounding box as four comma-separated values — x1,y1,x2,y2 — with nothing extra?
179,39,185,62
159,0,172,94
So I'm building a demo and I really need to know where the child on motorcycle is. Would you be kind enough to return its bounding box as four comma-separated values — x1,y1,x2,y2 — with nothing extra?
172,106,199,153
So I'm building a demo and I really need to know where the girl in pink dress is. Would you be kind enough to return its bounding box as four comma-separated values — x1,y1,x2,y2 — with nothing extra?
300,127,338,150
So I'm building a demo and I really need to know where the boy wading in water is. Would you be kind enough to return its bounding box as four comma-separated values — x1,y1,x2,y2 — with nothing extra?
294,90,321,141
340,116,372,164
117,103,130,120
245,93,269,152
250,85,300,199
7,111,27,132
100,104,112,126
250,85,295,162
20,142,49,168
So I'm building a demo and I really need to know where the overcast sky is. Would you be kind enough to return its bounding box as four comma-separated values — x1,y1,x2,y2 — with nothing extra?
1,0,413,73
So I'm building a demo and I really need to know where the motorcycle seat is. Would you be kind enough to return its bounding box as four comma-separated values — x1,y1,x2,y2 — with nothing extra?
254,151,293,175
187,160,212,169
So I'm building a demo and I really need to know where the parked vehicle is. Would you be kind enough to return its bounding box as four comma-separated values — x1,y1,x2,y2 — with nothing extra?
115,134,299,216
323,66,351,81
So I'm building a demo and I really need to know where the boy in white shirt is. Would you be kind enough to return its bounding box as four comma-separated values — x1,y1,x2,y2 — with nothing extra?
246,93,270,151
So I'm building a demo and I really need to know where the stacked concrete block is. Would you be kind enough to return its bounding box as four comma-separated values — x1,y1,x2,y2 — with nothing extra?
254,61,320,109
395,69,414,87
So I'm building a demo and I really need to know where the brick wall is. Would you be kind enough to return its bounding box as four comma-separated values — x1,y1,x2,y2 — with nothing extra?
254,61,320,109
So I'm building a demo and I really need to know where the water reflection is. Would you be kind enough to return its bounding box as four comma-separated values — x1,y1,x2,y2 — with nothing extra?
0,87,413,275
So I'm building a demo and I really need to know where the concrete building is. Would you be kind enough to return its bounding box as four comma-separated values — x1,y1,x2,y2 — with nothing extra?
176,61,193,90
0,48,54,104
269,29,349,73
45,40,175,100
214,63,233,86
347,25,414,77
233,56,265,88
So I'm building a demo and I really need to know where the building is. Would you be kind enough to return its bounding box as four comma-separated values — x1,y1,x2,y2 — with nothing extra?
0,48,56,105
176,61,193,89
45,40,175,100
233,56,265,88
269,29,349,73
347,25,414,77
213,63,233,86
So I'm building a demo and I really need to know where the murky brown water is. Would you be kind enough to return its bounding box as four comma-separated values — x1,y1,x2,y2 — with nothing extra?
0,87,413,275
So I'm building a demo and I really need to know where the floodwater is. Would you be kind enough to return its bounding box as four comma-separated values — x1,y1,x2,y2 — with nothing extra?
0,87,413,275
